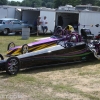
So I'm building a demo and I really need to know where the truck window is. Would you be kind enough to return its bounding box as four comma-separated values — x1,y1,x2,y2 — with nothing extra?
13,20,20,24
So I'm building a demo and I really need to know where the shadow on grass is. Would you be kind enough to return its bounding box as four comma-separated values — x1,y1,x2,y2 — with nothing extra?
0,59,99,78
22,59,99,73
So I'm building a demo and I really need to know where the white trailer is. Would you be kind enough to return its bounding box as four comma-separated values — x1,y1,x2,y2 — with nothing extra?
0,7,15,18
55,9,100,36
79,11,100,36
0,6,21,19
21,8,56,34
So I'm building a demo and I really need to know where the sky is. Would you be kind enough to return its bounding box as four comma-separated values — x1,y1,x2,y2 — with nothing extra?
8,0,23,2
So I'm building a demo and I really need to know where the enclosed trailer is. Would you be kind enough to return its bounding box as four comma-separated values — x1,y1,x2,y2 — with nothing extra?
78,11,100,36
55,9,100,36
55,10,79,30
0,6,21,19
21,8,56,34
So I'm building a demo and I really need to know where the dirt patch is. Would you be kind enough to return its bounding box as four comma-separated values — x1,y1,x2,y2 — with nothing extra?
0,60,100,100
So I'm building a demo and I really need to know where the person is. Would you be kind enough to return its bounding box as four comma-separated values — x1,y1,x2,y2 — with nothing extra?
41,16,48,34
37,16,41,36
64,25,75,34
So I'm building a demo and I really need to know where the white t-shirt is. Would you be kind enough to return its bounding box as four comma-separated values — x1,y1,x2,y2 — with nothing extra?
41,19,47,26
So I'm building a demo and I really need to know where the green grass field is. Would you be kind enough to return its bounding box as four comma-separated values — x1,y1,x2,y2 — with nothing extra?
0,34,50,56
0,35,100,100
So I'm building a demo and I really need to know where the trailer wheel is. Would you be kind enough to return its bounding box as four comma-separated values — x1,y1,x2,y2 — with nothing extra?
0,54,4,60
21,44,28,54
7,42,15,50
5,57,20,75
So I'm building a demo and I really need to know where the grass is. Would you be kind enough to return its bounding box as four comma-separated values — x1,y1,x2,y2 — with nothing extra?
0,34,50,56
0,34,100,100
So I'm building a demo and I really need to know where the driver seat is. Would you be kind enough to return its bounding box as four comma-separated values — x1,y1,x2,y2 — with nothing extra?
81,29,94,40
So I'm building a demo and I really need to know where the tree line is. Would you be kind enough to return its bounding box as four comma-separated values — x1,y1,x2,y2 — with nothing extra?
1,0,100,8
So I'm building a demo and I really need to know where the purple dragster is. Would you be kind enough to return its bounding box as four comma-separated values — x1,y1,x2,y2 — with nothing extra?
6,32,81,57
6,36,59,56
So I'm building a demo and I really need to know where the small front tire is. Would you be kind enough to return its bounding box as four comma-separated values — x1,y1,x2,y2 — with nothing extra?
21,44,28,54
7,42,15,50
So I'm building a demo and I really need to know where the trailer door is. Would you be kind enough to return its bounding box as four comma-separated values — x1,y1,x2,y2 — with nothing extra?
79,11,100,36
40,10,55,33
0,8,8,18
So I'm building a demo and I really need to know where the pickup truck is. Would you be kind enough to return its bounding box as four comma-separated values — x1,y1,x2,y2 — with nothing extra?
0,18,33,35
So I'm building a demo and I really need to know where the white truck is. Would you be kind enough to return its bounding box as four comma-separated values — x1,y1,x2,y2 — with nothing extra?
0,18,33,35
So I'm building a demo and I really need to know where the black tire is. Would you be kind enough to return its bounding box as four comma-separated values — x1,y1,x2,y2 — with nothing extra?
3,28,9,35
21,44,28,54
7,42,15,51
5,57,20,75
0,54,4,60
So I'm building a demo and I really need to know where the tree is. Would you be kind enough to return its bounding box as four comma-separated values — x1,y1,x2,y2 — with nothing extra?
81,0,95,5
95,0,100,6
59,0,83,7
0,0,7,5
54,0,63,8
9,1,21,6
46,2,54,8
6,0,100,8
41,1,46,7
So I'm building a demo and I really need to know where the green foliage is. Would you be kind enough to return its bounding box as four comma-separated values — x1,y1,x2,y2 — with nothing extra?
0,0,7,5
8,1,21,6
7,0,100,8
81,0,95,5
54,0,63,8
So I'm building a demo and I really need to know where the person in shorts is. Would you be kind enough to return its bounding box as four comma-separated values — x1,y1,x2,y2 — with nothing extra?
37,16,41,36
41,16,48,34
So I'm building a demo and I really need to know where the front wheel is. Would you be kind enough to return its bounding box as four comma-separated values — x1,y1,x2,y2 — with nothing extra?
7,42,15,50
21,44,28,54
5,57,20,75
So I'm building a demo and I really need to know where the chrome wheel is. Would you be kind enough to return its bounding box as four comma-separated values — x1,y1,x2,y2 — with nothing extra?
21,44,28,54
7,42,15,50
6,57,20,75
